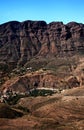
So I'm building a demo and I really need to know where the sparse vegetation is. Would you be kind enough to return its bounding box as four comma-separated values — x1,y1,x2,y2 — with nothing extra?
5,94,26,105
29,89,55,97
0,20,84,130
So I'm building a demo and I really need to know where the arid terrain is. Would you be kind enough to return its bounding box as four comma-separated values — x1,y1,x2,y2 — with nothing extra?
0,20,84,129
0,86,84,130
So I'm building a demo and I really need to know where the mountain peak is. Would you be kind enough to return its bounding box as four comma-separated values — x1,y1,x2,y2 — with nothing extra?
0,20,84,67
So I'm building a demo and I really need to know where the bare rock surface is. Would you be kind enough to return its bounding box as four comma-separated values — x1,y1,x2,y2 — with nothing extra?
0,20,84,67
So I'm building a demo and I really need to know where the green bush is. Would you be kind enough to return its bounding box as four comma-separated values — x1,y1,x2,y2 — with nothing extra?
29,89,54,97
6,94,26,105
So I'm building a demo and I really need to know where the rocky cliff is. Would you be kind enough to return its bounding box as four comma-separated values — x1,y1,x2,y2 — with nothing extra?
0,20,84,67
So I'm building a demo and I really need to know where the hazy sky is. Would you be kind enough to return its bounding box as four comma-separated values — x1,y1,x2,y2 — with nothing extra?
0,0,84,24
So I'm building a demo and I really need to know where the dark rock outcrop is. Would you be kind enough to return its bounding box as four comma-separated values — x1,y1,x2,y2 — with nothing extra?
0,20,84,67
0,103,23,118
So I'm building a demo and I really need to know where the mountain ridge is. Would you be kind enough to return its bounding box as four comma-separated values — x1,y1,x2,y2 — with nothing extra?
0,20,84,68
0,20,84,130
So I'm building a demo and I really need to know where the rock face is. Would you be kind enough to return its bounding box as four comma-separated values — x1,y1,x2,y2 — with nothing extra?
2,70,81,93
0,20,84,67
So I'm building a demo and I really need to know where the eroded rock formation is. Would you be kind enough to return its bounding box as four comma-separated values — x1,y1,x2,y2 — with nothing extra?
0,20,84,67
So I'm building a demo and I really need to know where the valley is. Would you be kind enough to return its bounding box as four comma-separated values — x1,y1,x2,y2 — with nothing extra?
0,20,84,129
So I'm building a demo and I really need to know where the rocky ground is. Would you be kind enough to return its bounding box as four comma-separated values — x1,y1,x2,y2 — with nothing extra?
0,20,84,68
0,86,84,130
0,20,84,129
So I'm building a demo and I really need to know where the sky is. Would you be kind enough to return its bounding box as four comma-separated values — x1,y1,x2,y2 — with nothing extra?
0,0,84,24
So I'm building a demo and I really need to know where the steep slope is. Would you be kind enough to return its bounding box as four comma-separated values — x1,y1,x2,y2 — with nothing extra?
0,20,84,130
1,54,84,93
0,20,84,68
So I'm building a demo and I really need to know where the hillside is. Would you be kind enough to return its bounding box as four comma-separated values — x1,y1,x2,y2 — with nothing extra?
0,20,84,130
0,20,84,68
0,86,84,130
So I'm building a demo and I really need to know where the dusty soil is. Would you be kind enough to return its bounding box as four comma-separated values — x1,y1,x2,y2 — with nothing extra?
0,86,84,130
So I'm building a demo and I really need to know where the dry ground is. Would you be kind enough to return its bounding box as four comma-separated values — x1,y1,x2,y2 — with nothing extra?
0,86,84,130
